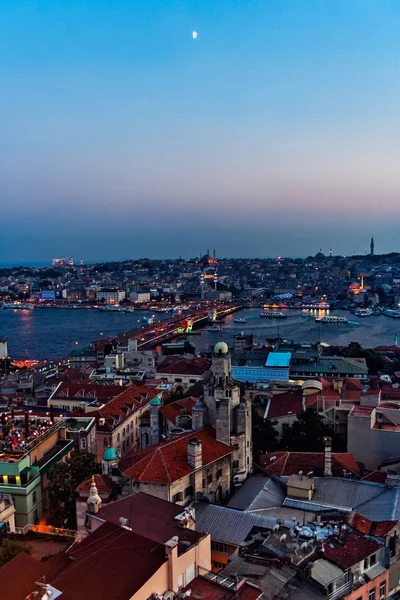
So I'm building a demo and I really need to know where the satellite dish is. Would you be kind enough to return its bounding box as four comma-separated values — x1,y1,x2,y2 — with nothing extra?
119,516,128,526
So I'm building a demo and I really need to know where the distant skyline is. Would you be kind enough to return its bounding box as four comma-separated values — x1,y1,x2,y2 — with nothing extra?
2,0,400,262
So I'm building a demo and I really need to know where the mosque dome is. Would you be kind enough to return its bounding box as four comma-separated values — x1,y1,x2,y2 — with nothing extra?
150,397,162,406
214,341,229,354
102,447,119,461
193,395,207,411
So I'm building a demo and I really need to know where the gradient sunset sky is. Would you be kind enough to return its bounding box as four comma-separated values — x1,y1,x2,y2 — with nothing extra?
2,0,400,262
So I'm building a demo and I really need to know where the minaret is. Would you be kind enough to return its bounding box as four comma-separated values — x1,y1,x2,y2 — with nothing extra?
149,397,162,445
370,237,375,256
87,476,102,514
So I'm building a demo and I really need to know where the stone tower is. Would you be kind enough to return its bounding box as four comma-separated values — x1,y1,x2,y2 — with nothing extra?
203,342,252,483
149,396,162,446
370,236,375,256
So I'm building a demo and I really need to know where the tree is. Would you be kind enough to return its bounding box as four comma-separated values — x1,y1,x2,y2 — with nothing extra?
47,451,98,528
252,411,279,458
0,539,31,568
279,409,337,452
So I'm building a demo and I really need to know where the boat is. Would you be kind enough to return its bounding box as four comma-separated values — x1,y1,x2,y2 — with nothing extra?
259,311,287,319
234,318,247,323
162,341,195,355
2,302,34,310
315,316,348,324
100,305,127,313
206,326,222,332
383,309,400,318
354,308,373,317
348,320,360,326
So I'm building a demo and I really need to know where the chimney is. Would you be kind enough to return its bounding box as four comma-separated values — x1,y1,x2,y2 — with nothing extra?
324,437,332,477
165,536,179,592
187,438,202,469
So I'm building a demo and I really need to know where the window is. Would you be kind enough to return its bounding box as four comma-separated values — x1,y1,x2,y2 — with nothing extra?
213,561,225,570
216,469,222,479
177,574,184,589
189,379,196,384
233,460,239,469
103,437,108,447
202,478,205,488
370,554,377,566
175,378,182,383
32,491,37,504
184,486,193,498
211,541,232,554
369,590,376,600
207,474,212,484
380,582,386,598
173,492,183,502
81,438,86,449
186,564,195,584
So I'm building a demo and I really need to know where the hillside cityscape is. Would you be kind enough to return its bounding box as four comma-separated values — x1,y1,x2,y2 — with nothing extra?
2,246,400,598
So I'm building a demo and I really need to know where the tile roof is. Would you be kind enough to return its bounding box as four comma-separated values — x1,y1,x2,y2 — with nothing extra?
266,391,303,419
184,576,262,600
95,385,154,432
76,474,115,497
260,452,360,477
97,492,201,547
351,513,397,536
160,396,197,424
52,380,126,402
322,532,381,570
122,425,236,484
51,521,167,600
157,355,211,376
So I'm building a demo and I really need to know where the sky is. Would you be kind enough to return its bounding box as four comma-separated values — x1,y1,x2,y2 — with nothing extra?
1,0,400,263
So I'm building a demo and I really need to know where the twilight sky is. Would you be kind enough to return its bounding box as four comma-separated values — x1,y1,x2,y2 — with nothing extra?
2,0,400,263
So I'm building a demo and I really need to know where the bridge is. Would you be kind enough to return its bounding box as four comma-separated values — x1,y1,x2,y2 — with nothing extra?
112,303,242,349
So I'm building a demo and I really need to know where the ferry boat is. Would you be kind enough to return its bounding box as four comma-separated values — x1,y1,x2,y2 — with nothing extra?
206,326,222,332
354,308,373,317
315,315,348,324
383,309,400,318
2,302,34,310
234,317,247,323
259,311,287,319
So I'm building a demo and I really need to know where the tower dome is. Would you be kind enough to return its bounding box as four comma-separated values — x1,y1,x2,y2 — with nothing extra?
214,341,229,354
102,446,119,461
150,396,162,406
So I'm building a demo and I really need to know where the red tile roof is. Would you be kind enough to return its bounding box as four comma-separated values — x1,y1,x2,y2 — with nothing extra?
95,385,155,432
351,513,396,537
122,425,236,484
76,474,115,497
160,396,198,424
322,532,381,570
361,470,387,484
51,522,167,600
260,451,360,477
157,356,211,376
184,577,262,600
266,391,303,419
52,380,127,403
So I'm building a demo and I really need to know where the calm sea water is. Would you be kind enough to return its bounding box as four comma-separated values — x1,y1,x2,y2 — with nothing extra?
1,308,400,360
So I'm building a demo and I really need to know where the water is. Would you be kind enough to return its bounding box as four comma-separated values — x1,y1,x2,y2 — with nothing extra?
0,309,169,360
194,309,400,353
1,308,399,360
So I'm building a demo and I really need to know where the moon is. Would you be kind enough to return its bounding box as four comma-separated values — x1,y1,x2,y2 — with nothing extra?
192,31,198,39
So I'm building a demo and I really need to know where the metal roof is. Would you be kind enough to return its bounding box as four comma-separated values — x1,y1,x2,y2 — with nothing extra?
312,559,343,587
355,486,400,521
228,475,285,511
266,352,292,368
193,502,293,546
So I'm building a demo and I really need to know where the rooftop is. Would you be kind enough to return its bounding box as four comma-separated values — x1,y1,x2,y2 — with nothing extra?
121,425,236,484
260,451,360,477
322,531,381,570
265,352,291,368
97,491,201,548
157,355,212,376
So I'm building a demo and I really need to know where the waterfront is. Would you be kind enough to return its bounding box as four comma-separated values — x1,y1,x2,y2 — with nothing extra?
2,307,400,360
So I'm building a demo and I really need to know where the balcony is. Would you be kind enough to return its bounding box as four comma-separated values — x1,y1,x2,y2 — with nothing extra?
328,581,352,600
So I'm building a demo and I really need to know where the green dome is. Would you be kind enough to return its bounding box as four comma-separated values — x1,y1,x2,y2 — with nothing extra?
102,447,119,461
150,397,162,406
214,341,229,354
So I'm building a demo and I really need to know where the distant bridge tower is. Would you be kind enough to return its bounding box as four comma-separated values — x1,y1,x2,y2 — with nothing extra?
370,236,375,256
